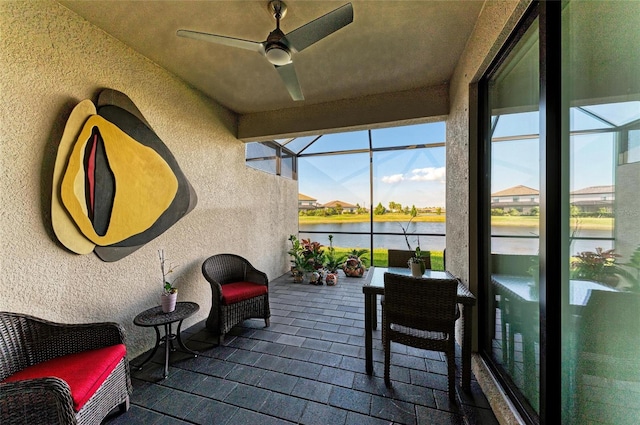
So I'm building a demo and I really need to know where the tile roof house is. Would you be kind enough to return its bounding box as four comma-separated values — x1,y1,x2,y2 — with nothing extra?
491,185,540,214
322,200,359,213
298,193,320,210
570,185,615,213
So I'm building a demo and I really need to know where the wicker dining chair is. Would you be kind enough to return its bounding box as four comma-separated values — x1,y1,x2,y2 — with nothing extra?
387,249,431,269
382,272,460,401
0,311,131,425
202,254,271,344
382,249,433,342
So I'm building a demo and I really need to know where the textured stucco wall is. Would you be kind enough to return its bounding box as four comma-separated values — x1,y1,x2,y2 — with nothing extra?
0,0,298,359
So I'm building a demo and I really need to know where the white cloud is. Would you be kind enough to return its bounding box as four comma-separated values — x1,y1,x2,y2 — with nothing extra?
382,174,405,183
409,167,446,182
381,168,446,184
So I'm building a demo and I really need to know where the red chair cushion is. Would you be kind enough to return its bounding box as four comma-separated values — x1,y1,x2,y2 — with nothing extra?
221,281,268,305
2,344,126,412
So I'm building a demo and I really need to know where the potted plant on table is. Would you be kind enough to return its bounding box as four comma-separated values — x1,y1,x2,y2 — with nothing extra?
408,246,426,277
159,249,178,313
324,235,346,286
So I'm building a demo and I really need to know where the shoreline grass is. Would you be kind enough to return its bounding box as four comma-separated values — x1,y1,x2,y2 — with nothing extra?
299,213,613,230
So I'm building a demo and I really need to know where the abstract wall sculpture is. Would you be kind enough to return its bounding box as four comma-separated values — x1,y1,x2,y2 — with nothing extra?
52,89,197,262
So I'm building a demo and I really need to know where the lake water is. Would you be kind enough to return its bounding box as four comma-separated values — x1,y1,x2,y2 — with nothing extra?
300,221,613,254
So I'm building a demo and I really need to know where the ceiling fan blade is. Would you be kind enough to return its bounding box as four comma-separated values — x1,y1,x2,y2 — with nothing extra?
176,29,265,54
275,63,304,101
282,3,353,53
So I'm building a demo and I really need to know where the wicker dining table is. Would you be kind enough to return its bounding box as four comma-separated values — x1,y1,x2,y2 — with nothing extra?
362,267,476,391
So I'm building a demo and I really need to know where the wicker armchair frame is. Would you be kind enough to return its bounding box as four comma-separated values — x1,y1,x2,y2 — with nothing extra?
202,254,271,344
0,311,131,425
382,273,459,401
387,249,432,269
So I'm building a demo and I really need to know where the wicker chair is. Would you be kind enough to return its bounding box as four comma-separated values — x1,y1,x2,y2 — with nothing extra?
383,249,433,341
387,249,431,269
202,254,271,344
382,273,460,401
0,312,131,425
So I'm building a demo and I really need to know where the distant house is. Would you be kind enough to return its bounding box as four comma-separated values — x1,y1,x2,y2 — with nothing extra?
491,185,539,214
298,193,320,211
570,185,614,213
323,200,359,214
491,184,615,214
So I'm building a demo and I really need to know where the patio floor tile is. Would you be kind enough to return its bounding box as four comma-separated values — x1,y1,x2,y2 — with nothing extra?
104,269,499,425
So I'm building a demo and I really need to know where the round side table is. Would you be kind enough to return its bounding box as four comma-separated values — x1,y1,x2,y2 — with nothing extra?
133,301,199,378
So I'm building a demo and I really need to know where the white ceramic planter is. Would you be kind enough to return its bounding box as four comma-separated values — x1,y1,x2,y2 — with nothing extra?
161,292,177,313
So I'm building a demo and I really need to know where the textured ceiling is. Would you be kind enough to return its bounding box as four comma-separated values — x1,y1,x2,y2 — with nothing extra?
59,0,484,118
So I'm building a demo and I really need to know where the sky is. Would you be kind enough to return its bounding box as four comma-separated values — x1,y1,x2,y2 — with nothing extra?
297,101,639,209
298,122,446,209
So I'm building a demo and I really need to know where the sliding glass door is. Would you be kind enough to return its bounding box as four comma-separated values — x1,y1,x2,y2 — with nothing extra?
563,2,640,424
480,1,639,423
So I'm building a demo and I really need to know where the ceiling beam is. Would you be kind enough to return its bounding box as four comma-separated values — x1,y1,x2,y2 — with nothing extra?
237,83,449,142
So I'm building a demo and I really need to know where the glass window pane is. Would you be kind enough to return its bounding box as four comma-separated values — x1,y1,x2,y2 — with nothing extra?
487,17,541,415
283,135,318,154
298,152,371,251
281,151,294,179
372,147,446,253
580,101,640,127
564,2,640,424
371,122,445,148
562,1,640,425
625,129,640,164
301,131,370,155
570,107,614,132
245,142,277,174
246,142,276,160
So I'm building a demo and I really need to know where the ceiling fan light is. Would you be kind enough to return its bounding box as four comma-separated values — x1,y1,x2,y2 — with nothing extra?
266,45,291,66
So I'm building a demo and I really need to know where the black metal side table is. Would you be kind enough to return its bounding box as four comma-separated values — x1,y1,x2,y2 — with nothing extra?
133,301,200,378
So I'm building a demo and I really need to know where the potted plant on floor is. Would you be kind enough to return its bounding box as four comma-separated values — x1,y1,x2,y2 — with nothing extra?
159,249,178,313
343,248,368,278
324,235,346,286
291,253,313,283
302,238,326,285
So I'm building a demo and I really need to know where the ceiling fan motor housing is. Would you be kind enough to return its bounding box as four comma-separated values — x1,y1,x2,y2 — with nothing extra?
265,28,292,66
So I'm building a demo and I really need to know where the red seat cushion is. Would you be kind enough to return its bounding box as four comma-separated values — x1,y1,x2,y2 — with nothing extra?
2,344,126,412
221,281,268,305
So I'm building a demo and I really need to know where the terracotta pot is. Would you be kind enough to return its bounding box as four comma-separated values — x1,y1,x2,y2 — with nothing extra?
326,272,338,286
343,258,365,277
161,292,177,313
292,270,304,283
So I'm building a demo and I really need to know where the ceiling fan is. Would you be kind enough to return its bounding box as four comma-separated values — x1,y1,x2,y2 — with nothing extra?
177,1,353,101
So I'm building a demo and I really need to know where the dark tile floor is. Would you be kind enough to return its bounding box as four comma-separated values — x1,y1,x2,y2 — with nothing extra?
104,270,499,424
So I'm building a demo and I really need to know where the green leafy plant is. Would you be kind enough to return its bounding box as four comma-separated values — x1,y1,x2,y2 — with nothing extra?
347,248,369,267
570,247,623,286
288,235,312,275
324,234,346,273
325,237,342,271
302,238,326,270
408,245,426,274
159,249,178,294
